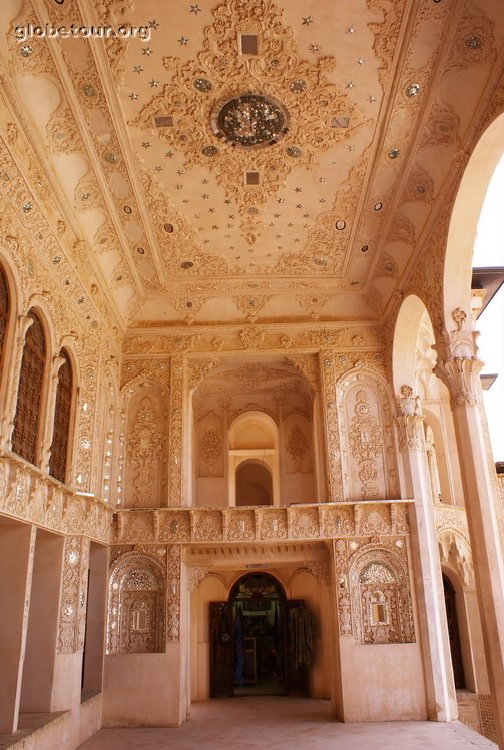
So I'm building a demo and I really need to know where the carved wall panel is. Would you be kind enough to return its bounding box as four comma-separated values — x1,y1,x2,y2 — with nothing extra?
124,388,166,508
168,355,185,505
97,372,119,505
197,411,224,478
339,373,398,501
284,414,313,475
58,536,90,654
349,543,415,645
107,551,166,654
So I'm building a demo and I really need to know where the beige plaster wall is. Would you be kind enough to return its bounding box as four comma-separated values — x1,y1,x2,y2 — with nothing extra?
104,647,184,727
339,640,427,722
79,694,104,746
290,571,329,698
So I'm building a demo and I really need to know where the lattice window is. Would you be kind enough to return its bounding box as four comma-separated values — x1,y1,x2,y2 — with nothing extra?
49,349,73,483
11,311,45,465
0,266,9,371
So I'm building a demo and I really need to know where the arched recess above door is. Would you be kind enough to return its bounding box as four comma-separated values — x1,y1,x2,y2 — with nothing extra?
228,411,280,506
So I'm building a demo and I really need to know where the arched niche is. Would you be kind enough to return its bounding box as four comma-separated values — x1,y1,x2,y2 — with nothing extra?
106,552,165,654
337,370,398,501
235,459,273,506
349,545,415,645
227,411,280,506
123,384,166,508
444,112,504,326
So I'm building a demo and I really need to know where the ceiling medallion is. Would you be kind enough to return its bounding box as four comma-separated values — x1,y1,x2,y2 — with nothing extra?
136,0,360,212
213,93,289,148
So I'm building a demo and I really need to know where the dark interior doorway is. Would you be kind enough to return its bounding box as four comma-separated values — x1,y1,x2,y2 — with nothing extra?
235,461,273,506
209,573,313,698
443,574,466,689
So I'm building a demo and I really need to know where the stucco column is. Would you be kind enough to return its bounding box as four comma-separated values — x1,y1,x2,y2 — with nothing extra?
167,354,186,506
395,401,457,721
319,349,343,502
434,351,504,747
2,314,33,448
39,354,66,472
433,310,504,746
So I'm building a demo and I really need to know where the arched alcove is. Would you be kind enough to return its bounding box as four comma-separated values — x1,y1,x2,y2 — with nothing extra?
191,356,318,507
228,410,280,506
235,459,273,506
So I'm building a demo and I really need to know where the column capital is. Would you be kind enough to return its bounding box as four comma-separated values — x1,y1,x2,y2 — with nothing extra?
433,308,483,408
395,414,425,452
433,357,483,408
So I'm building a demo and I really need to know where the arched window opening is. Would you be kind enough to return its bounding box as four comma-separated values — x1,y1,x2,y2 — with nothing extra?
12,311,45,465
235,460,273,506
49,349,73,483
0,266,9,370
228,411,280,506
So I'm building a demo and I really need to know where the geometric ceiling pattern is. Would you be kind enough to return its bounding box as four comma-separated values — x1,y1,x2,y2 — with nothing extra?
1,0,501,328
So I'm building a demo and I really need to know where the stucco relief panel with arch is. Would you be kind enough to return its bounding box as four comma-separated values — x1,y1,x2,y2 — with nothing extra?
107,550,166,654
123,385,167,508
337,369,398,502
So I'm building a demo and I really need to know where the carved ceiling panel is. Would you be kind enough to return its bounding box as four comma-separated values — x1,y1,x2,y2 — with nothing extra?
1,0,503,329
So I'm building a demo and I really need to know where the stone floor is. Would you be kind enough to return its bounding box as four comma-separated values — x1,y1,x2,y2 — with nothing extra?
79,697,497,749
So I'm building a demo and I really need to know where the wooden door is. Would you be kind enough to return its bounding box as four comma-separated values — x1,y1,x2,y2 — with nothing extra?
209,602,233,697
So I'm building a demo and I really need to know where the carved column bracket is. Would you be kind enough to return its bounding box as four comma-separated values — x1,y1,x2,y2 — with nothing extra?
186,564,209,592
395,414,425,452
433,357,483,408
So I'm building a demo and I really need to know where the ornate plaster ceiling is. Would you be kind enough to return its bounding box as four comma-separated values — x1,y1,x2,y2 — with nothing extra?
1,0,503,330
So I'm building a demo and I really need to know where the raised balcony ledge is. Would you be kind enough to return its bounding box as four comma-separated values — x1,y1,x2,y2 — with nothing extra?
112,500,414,546
0,449,112,543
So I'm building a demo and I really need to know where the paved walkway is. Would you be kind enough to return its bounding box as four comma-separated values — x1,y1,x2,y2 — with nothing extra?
80,696,497,749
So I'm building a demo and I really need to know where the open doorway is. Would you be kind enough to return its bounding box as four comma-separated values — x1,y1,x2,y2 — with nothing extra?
443,574,466,689
231,573,285,695
235,460,273,506
209,573,313,698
